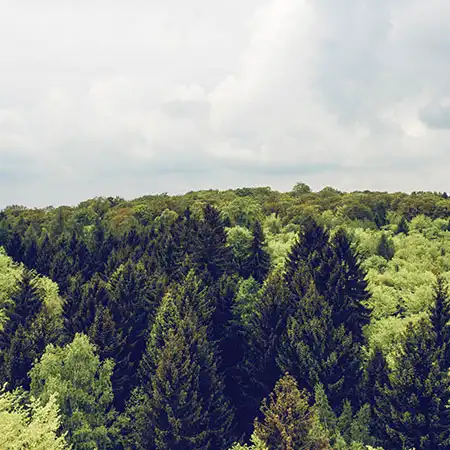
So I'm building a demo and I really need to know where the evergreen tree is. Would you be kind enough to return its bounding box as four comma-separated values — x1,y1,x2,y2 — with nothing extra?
128,283,233,450
63,273,84,340
22,227,39,268
108,261,165,409
284,218,333,292
364,347,391,446
395,216,409,235
242,271,290,435
88,304,121,361
50,249,72,294
253,373,314,450
242,220,271,283
193,204,234,280
5,231,23,262
329,229,371,343
150,315,232,450
430,276,450,369
277,276,362,410
71,274,110,335
36,233,53,276
375,319,450,449
376,233,395,261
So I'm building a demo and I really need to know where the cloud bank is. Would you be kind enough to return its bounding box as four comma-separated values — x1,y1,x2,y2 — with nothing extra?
1,0,450,206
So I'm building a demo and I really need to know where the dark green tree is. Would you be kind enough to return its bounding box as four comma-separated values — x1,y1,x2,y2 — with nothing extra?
329,229,371,343
242,220,271,283
241,271,290,436
126,280,233,450
395,216,409,235
108,261,165,409
277,274,362,411
375,319,450,449
36,233,53,276
376,233,395,261
193,204,234,280
430,276,450,369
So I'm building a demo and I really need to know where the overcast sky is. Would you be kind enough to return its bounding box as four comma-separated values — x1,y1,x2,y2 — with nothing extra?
1,0,450,207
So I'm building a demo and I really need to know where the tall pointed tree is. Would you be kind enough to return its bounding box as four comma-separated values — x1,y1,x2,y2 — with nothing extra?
430,276,450,369
193,204,234,280
242,220,271,283
277,274,362,410
329,229,371,343
253,373,315,450
375,319,450,449
127,275,233,449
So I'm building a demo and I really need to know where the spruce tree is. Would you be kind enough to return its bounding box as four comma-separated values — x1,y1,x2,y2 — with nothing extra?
5,231,23,263
149,314,232,450
395,216,409,235
36,233,53,276
253,373,314,450
364,347,391,446
193,204,234,280
430,276,450,369
329,229,371,343
375,319,450,449
108,261,165,409
376,233,395,261
0,270,45,389
242,271,290,434
128,278,233,450
277,275,362,410
284,218,333,292
242,220,271,283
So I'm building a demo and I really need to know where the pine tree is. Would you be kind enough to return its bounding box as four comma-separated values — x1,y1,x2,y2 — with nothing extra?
329,229,371,343
36,233,53,276
364,347,391,446
376,233,394,261
242,220,271,283
88,304,121,361
395,216,409,235
375,319,450,449
253,373,314,450
277,276,362,410
108,261,165,409
50,249,72,294
284,218,333,292
5,231,23,262
129,285,233,449
430,276,450,369
150,315,232,450
71,274,110,335
242,271,290,435
193,204,234,280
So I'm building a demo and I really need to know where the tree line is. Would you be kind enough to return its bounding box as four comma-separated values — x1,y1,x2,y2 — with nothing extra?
0,186,450,449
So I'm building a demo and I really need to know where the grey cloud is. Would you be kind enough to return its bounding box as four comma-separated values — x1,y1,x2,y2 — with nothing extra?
419,101,450,129
1,0,450,208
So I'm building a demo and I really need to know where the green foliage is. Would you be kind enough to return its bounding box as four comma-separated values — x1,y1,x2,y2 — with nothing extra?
4,186,450,449
253,373,314,450
0,388,69,450
30,334,116,450
375,319,450,449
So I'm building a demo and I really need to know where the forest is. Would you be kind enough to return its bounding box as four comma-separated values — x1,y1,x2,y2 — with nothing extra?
1,183,450,449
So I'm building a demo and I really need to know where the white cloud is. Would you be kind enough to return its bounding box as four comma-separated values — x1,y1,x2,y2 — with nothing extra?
1,0,450,207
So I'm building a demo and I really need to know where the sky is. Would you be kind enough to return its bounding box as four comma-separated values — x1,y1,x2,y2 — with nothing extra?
1,0,450,207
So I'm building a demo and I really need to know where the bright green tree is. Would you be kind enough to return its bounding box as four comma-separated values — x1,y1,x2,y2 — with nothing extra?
30,333,116,450
0,388,69,450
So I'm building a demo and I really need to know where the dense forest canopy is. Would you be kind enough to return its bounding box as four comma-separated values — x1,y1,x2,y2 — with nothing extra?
1,183,450,449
